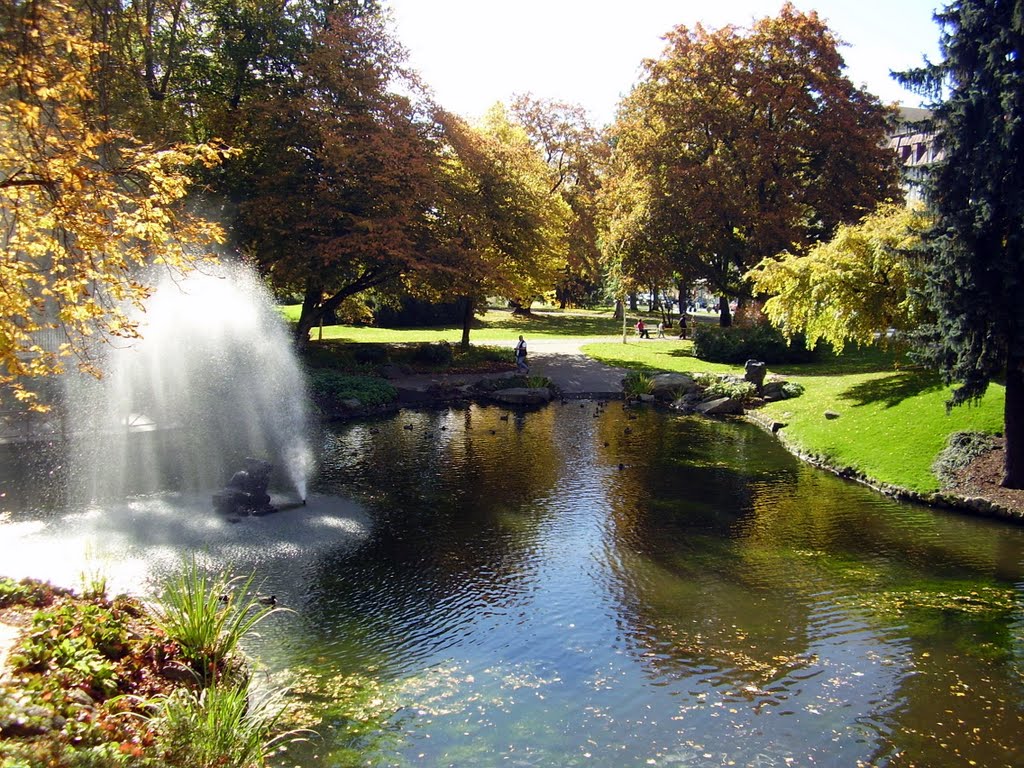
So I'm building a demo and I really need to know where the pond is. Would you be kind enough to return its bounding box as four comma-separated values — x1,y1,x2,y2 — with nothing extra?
3,402,1024,767
254,403,1024,767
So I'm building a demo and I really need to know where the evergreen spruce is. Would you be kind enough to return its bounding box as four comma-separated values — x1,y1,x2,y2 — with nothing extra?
898,0,1024,487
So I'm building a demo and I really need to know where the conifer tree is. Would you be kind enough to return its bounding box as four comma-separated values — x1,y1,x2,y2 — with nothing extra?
898,0,1024,487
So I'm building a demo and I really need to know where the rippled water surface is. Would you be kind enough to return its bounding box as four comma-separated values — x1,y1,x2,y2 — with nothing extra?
4,402,1024,767
251,404,1024,768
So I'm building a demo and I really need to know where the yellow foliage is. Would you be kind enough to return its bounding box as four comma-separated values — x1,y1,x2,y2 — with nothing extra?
0,0,236,407
747,203,931,352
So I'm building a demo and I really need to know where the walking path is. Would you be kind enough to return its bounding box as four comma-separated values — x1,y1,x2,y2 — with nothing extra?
389,336,628,400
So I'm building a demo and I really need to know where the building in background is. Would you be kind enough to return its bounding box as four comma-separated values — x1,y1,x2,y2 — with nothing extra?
887,106,940,201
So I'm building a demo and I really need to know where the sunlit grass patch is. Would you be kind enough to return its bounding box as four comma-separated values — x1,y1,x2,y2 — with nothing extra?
761,371,1004,493
583,340,735,375
280,306,629,343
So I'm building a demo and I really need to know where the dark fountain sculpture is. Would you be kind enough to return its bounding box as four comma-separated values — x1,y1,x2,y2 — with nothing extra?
213,458,276,517
213,458,307,518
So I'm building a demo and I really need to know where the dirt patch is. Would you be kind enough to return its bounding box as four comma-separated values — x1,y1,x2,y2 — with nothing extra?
946,438,1024,515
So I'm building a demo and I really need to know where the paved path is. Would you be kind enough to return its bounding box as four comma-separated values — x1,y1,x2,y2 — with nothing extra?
520,337,627,397
389,336,629,399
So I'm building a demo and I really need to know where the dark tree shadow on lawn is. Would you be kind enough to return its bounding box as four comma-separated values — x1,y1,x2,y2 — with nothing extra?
583,355,663,375
483,310,621,337
839,370,945,408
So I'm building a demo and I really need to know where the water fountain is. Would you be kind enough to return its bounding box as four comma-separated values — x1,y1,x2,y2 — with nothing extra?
0,261,372,594
64,262,313,504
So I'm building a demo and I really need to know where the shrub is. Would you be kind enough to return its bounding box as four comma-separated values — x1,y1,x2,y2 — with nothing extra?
146,680,304,768
307,370,397,408
151,558,288,684
933,431,998,488
523,375,553,389
411,341,454,366
623,371,654,397
0,577,67,608
352,344,390,365
692,324,816,365
693,373,757,403
780,381,805,399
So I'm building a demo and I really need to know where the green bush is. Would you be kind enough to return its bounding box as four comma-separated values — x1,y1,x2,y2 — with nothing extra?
781,381,805,399
151,558,288,684
693,373,757,403
353,344,390,365
933,431,998,488
692,323,816,365
623,371,654,397
411,341,454,366
307,370,397,408
146,680,304,768
0,577,67,609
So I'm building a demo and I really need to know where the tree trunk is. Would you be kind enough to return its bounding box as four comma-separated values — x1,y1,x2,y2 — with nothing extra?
719,295,732,327
613,299,623,321
1003,351,1024,488
295,283,322,347
460,296,474,351
628,292,638,312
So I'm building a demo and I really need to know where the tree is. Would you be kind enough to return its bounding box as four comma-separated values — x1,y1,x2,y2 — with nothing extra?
230,11,440,345
897,0,1024,487
609,3,899,326
472,104,571,315
511,95,606,308
747,203,930,352
0,0,231,407
428,107,571,347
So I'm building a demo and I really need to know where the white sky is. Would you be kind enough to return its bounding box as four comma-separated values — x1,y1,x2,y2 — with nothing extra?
384,0,943,127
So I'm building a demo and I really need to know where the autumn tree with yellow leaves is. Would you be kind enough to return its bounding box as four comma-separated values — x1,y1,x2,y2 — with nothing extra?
747,203,931,353
0,0,232,406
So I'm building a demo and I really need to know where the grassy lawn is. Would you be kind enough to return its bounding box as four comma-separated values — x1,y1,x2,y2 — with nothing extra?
583,339,735,375
586,338,1004,494
280,305,649,343
762,371,1003,493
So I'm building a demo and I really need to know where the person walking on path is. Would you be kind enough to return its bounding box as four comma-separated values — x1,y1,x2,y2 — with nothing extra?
635,319,650,339
515,335,529,373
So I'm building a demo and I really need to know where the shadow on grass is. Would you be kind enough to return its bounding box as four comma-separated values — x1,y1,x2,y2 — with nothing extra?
582,355,664,375
773,344,909,376
482,309,621,337
839,370,945,408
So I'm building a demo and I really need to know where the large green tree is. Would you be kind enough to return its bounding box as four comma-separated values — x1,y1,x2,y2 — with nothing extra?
898,0,1024,487
426,106,571,346
511,95,606,308
608,3,899,325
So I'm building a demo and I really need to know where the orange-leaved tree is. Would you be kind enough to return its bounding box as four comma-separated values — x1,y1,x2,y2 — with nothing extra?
0,0,233,407
609,3,899,325
231,11,441,345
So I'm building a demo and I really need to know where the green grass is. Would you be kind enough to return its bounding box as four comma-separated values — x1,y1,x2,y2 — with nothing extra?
283,304,1007,497
760,370,1004,493
282,305,653,343
583,339,736,375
